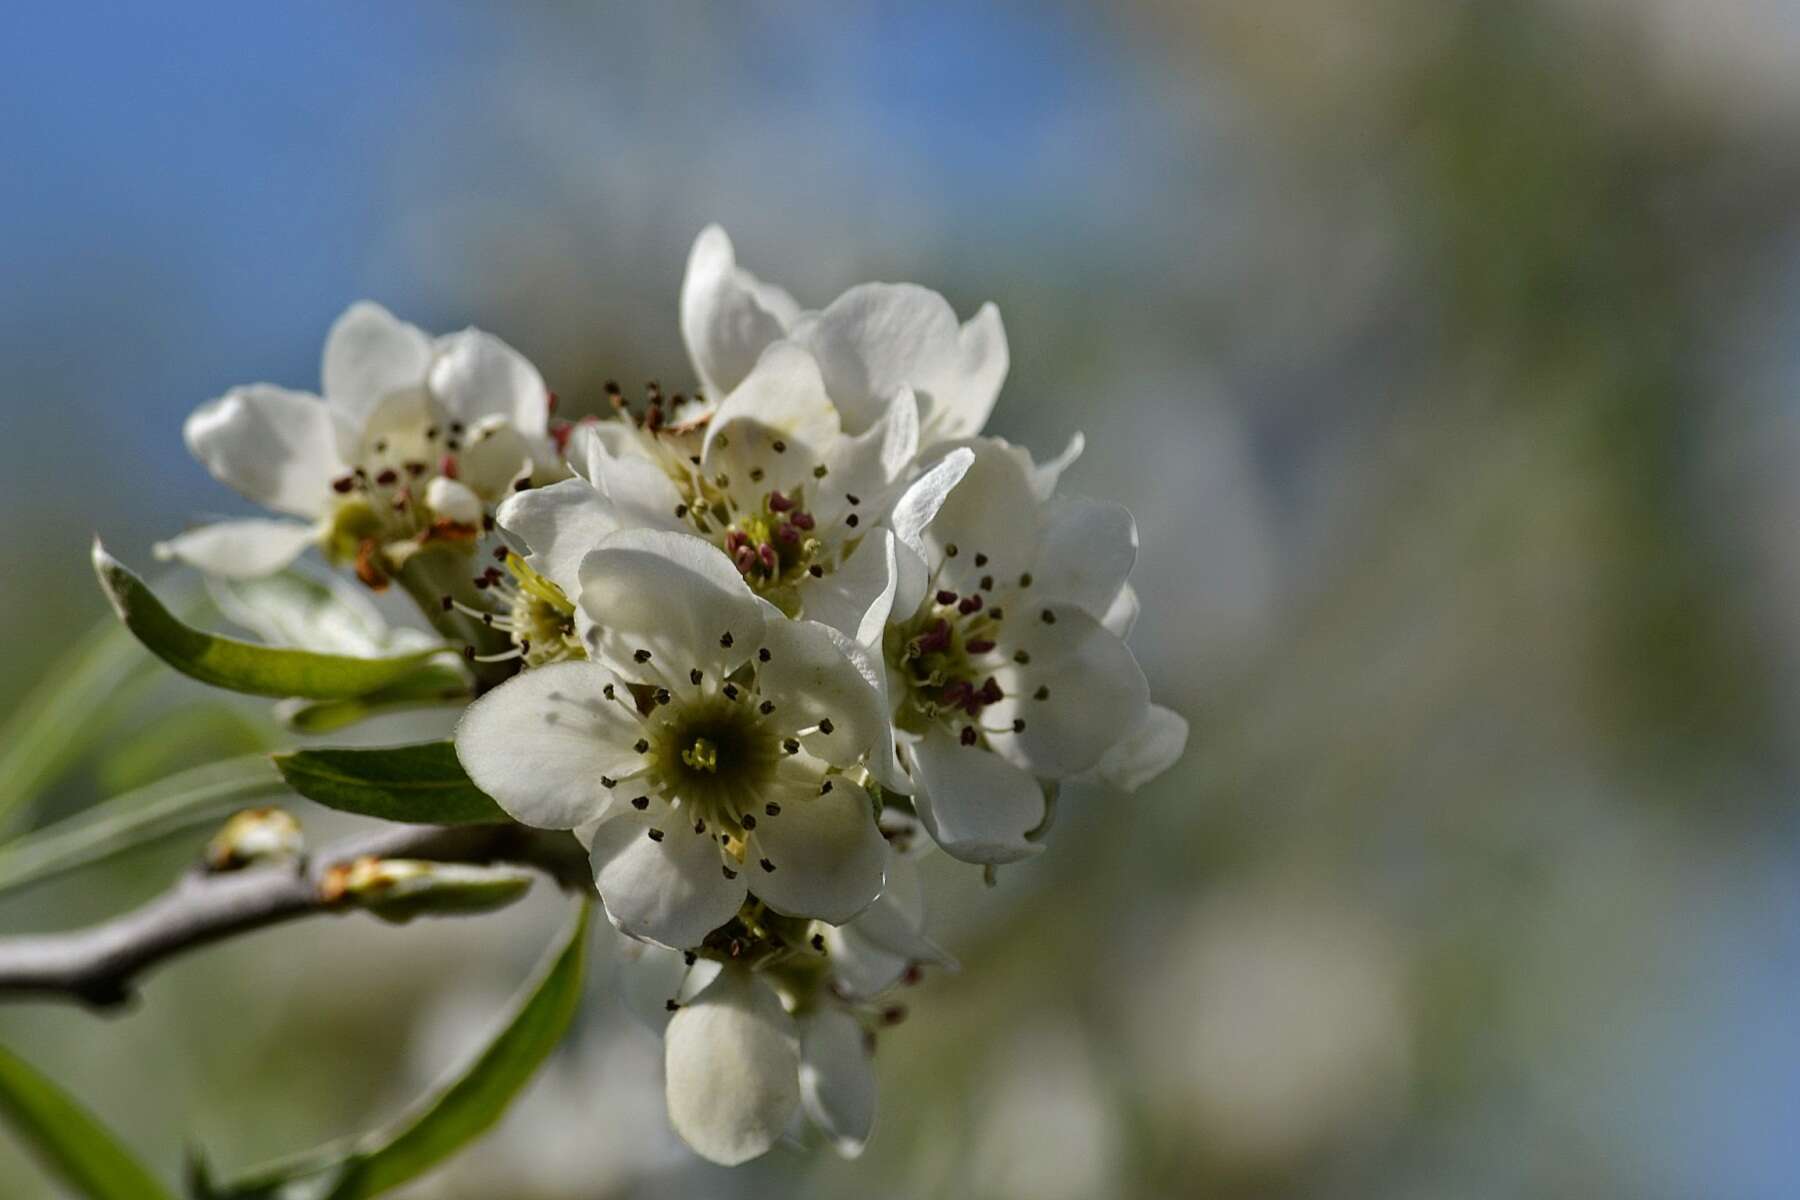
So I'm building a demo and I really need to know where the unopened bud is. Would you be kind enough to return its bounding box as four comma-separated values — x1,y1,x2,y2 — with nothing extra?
320,856,533,923
205,808,303,872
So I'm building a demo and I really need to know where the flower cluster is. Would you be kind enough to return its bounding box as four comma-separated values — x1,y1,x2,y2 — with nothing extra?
168,226,1187,1164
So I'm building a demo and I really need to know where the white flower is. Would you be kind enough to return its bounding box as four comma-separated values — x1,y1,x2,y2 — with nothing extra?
161,301,553,583
883,437,1188,863
682,225,1010,449
455,529,904,950
624,837,945,1165
499,341,972,645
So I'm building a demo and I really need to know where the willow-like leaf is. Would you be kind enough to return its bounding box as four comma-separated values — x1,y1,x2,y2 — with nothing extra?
210,900,592,1200
0,756,286,897
273,742,505,825
93,541,451,701
0,1041,177,1199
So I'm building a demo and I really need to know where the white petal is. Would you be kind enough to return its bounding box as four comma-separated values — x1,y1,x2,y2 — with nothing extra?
454,661,644,830
590,802,746,949
617,943,693,1035
990,604,1149,778
1091,703,1188,792
821,925,909,998
919,440,1039,596
424,476,482,526
184,385,342,519
321,301,432,430
888,447,974,556
1032,495,1137,620
1101,581,1140,638
702,342,841,489
154,518,318,579
799,1010,876,1158
909,729,1046,865
429,328,551,438
758,616,893,774
796,529,898,650
585,442,689,534
842,849,948,964
810,389,920,530
800,284,1007,441
746,777,886,924
921,300,1008,444
664,968,800,1166
680,225,797,400
577,530,765,678
1032,430,1085,499
456,417,533,500
497,477,620,597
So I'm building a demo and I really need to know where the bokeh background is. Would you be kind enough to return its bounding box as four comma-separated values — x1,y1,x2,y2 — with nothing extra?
5,2,1800,1196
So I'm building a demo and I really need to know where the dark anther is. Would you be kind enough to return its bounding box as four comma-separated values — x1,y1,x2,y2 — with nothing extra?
740,814,757,830
723,683,739,700
665,999,680,1011
634,738,650,753
655,688,671,705
647,828,664,842
1041,609,1057,624
601,776,616,788
936,589,958,605
771,439,787,453
632,796,649,810
820,780,833,794
759,700,775,715
720,631,734,648
760,858,776,872
845,513,859,527
684,950,697,965
1035,685,1050,700
961,726,978,746
974,553,988,567
811,933,826,951
634,648,652,663
945,543,959,558
765,802,781,816
758,647,771,663
980,575,994,591
1019,572,1033,587
690,668,704,685
722,865,738,880
818,718,834,734
783,738,800,754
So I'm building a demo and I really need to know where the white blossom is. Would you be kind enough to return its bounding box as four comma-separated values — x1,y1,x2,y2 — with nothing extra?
455,529,903,950
500,341,971,645
883,437,1187,863
162,301,554,583
682,225,1010,449
623,839,945,1165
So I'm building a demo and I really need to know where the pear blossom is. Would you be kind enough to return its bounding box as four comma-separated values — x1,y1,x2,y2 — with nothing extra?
161,301,554,584
455,529,906,950
883,438,1188,864
500,341,972,645
622,837,949,1165
682,224,1010,448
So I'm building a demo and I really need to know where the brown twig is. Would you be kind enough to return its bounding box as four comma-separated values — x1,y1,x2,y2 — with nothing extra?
0,823,590,1009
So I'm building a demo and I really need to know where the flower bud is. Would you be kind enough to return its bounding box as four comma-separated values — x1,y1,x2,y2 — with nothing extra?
204,807,303,871
320,856,534,923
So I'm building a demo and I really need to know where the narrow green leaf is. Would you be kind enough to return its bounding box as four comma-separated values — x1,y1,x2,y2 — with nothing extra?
0,756,286,897
0,1041,177,1200
276,664,472,736
0,609,159,835
92,541,450,701
274,742,506,825
215,901,592,1200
